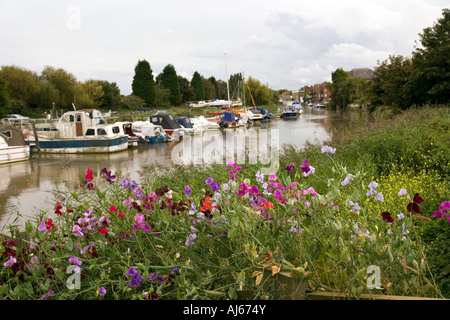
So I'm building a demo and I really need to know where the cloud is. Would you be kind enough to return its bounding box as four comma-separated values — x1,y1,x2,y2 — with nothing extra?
0,0,447,95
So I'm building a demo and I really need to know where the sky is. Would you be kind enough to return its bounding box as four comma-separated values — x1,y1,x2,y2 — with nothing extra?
0,0,447,96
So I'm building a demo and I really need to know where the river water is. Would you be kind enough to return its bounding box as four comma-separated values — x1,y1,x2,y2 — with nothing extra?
0,107,346,230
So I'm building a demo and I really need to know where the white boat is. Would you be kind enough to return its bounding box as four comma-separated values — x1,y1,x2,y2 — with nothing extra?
129,121,172,143
208,99,231,107
0,123,30,164
27,109,129,154
148,111,187,141
188,101,210,108
190,116,220,131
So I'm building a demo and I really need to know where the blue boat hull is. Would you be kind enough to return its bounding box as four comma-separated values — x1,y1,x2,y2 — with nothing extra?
28,136,129,154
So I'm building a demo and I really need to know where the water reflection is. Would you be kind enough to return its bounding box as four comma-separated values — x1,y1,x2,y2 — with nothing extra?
0,107,340,230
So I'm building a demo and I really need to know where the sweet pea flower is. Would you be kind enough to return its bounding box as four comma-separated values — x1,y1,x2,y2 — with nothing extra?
321,145,336,154
99,287,106,296
398,188,407,196
185,233,196,246
3,256,16,267
300,159,310,174
184,185,192,196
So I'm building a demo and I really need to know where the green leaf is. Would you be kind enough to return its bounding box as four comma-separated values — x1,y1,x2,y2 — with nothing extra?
71,192,79,201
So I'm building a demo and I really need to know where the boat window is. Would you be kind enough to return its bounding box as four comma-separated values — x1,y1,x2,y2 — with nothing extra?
85,129,95,136
150,117,158,123
69,115,75,122
97,128,107,136
112,126,120,134
0,130,11,138
76,114,82,122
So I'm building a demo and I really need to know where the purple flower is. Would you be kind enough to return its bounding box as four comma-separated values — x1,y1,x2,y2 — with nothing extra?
185,233,196,246
375,192,384,202
321,145,336,154
3,256,16,267
38,219,47,232
149,272,158,281
68,255,82,266
126,268,143,287
184,185,192,196
99,287,106,296
300,159,310,174
171,267,179,274
341,174,353,186
398,188,407,196
284,163,296,172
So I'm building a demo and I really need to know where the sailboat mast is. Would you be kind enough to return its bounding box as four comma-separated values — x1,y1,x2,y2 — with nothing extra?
224,52,231,108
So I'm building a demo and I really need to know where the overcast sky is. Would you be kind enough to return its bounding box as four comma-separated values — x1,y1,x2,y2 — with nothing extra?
0,0,447,95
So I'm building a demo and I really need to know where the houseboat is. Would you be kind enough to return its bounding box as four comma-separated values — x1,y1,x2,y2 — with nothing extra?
27,109,129,154
0,123,30,164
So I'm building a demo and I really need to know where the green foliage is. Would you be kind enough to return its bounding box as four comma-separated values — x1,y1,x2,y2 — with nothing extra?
409,8,450,105
245,77,277,107
368,55,413,110
0,76,10,118
190,71,205,101
178,76,194,103
159,64,181,106
41,66,78,109
131,60,156,107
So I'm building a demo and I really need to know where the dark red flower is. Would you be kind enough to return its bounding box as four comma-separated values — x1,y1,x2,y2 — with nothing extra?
54,202,63,216
407,193,424,213
100,228,108,235
381,211,395,223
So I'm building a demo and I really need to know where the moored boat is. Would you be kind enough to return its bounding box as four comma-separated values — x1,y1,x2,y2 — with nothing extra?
0,123,30,164
148,111,187,141
130,121,172,143
281,106,300,120
26,109,129,154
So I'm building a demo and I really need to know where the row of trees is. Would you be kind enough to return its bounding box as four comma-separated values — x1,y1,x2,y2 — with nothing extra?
329,8,449,110
130,60,278,109
0,59,280,119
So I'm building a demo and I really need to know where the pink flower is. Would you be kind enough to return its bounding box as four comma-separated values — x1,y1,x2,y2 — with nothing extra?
3,256,16,267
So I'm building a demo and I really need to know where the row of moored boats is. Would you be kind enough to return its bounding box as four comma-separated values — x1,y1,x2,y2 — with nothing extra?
0,107,275,162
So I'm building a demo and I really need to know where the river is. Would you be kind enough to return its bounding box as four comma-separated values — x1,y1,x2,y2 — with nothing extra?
0,107,349,230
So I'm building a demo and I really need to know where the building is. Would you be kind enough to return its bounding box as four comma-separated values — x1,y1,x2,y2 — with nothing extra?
299,82,330,105
346,68,373,80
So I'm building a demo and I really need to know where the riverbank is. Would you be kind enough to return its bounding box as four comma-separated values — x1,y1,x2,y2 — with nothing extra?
1,105,448,300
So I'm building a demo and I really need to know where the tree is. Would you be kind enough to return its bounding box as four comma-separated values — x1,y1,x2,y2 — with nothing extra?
159,64,181,106
0,76,10,118
178,76,194,103
369,55,412,109
81,79,104,107
202,76,215,100
409,8,450,105
245,77,274,106
208,76,219,99
97,80,121,108
191,71,205,101
131,59,156,107
229,73,243,100
41,66,78,109
0,65,40,105
328,68,350,109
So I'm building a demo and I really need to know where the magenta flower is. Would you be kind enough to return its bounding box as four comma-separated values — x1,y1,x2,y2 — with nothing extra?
434,201,450,224
284,163,296,172
99,287,106,296
300,159,310,174
3,256,16,267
